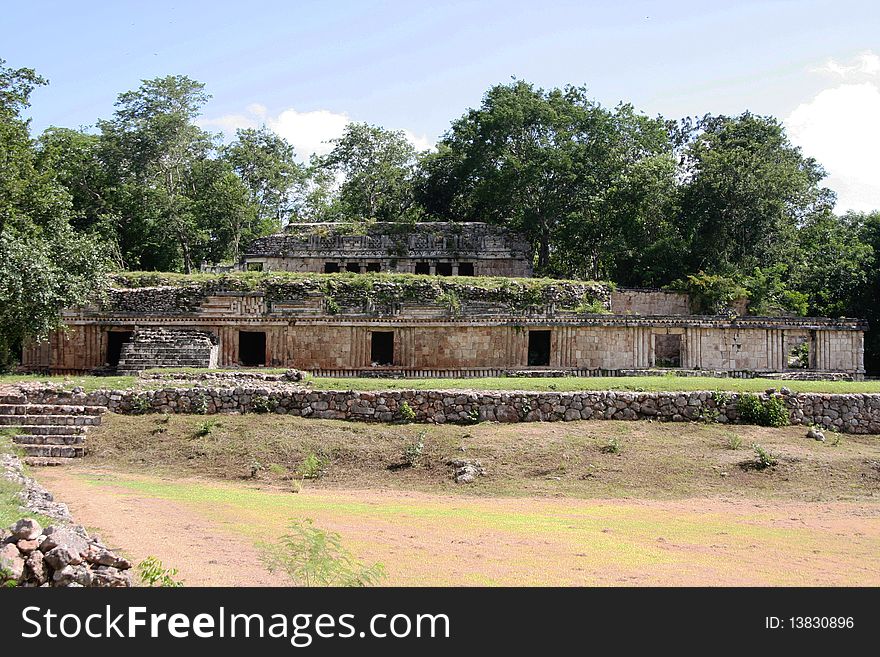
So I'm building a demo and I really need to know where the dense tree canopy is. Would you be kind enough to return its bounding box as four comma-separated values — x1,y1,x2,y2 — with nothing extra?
418,82,677,280
0,60,106,365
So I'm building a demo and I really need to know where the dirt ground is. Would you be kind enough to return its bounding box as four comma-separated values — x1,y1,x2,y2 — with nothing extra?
38,467,880,586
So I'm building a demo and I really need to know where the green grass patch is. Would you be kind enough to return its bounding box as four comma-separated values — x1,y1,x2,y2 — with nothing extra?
306,375,880,394
0,436,54,529
0,374,136,392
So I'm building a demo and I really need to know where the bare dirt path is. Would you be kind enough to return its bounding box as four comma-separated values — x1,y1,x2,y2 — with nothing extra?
38,466,880,587
39,469,279,586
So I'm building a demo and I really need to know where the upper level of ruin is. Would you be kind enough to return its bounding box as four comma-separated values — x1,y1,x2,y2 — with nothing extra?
240,222,534,278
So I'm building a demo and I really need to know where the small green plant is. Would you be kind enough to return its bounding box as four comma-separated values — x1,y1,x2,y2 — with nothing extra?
129,395,152,415
259,519,386,587
398,401,416,423
437,290,462,317
402,432,425,467
726,433,743,450
190,391,209,415
573,299,608,315
248,459,264,478
1,563,18,587
267,463,288,476
830,434,842,447
711,390,732,407
699,408,720,424
752,443,778,470
601,437,621,454
465,407,481,424
251,394,274,413
138,556,184,587
299,453,325,479
193,419,219,437
788,342,810,369
737,394,789,427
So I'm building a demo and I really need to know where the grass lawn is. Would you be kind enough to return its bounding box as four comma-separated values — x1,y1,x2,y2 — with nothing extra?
3,371,880,395
0,374,136,392
306,374,880,394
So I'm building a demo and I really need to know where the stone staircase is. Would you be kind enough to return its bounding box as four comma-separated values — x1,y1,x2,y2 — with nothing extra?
116,327,218,374
0,392,106,465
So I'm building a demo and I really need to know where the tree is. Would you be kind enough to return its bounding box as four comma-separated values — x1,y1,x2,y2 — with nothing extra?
417,81,677,278
316,122,421,222
97,75,216,272
675,112,834,274
222,127,304,258
0,60,106,366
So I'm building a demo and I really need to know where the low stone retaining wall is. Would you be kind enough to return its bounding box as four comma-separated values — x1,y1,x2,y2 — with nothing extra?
20,385,880,434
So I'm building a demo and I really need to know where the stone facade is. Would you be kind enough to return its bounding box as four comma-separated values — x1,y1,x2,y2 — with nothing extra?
22,276,866,377
610,288,691,315
240,222,534,277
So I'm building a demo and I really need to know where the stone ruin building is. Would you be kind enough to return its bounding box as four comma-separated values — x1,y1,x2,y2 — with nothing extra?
239,221,534,277
20,222,867,379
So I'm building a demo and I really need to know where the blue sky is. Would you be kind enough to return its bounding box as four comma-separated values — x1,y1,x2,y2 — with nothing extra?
6,0,880,211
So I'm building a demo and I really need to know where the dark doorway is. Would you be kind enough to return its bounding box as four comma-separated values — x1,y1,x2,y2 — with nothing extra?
527,330,551,366
415,262,430,275
654,334,682,368
436,262,453,276
366,262,381,272
346,262,362,273
106,331,133,367
371,331,394,365
458,262,475,276
239,331,266,366
324,262,340,273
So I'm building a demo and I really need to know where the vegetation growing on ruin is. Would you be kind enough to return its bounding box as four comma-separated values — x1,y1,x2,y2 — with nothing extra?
105,271,612,314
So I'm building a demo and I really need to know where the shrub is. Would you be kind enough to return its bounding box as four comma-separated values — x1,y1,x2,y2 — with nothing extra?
259,518,386,587
251,394,274,414
725,433,743,450
752,443,778,469
402,432,425,467
737,394,789,427
299,453,325,479
190,391,209,415
193,419,219,437
138,556,184,587
601,437,621,454
398,401,416,423
129,395,152,415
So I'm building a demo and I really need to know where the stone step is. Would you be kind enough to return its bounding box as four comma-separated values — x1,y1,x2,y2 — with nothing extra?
0,394,27,404
13,434,85,445
24,456,79,467
19,444,86,458
13,425,89,435
0,414,102,427
119,355,212,362
0,403,105,416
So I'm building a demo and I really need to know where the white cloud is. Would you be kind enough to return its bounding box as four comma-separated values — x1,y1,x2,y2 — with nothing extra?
786,52,880,214
811,50,880,79
267,108,350,160
201,105,433,162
